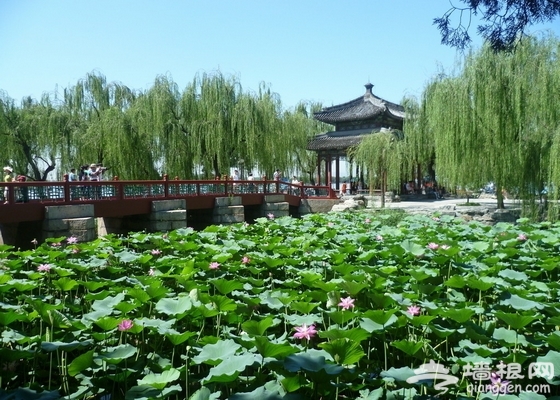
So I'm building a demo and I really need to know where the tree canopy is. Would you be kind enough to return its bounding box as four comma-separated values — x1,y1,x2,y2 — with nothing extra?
0,71,326,181
435,0,560,51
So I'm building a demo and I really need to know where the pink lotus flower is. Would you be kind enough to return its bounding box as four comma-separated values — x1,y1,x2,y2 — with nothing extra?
407,305,421,316
242,256,250,264
72,248,80,254
37,264,52,272
365,218,371,223
151,249,161,255
490,372,511,394
66,236,78,244
118,319,134,331
376,235,384,241
51,242,61,247
209,262,220,270
432,217,441,222
517,233,528,241
427,242,439,250
267,213,275,220
293,324,318,340
31,238,38,246
338,296,355,310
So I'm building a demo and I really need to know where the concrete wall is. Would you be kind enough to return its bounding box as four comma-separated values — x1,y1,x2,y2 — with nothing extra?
42,204,96,243
98,199,187,235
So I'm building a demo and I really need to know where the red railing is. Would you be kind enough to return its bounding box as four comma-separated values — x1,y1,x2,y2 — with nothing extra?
1,175,337,205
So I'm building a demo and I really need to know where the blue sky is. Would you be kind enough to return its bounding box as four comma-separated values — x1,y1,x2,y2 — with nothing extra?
1,1,559,110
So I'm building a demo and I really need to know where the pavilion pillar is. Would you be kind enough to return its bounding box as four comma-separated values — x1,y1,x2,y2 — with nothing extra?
316,154,322,186
335,156,340,190
326,155,332,188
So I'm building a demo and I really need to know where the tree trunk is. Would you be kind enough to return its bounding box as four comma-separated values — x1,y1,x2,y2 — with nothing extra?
496,183,505,209
380,170,387,209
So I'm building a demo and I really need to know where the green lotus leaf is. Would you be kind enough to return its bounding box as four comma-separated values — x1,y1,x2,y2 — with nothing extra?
400,240,425,256
391,339,423,356
495,311,538,329
8,279,37,292
0,310,27,326
52,277,79,291
492,327,529,346
134,317,178,335
360,315,398,333
166,331,197,346
284,353,344,374
113,249,141,263
94,316,120,331
444,275,466,288
100,344,138,364
137,368,180,390
68,350,95,377
380,366,416,382
91,292,125,312
319,327,371,342
209,278,244,295
253,336,298,359
241,316,275,336
441,308,475,323
498,269,529,282
466,276,495,291
155,296,193,316
227,386,283,400
319,338,366,365
289,301,320,314
536,350,560,384
499,293,543,311
547,332,560,351
363,309,398,325
188,387,221,400
202,353,261,384
338,280,369,296
41,339,93,352
193,339,241,365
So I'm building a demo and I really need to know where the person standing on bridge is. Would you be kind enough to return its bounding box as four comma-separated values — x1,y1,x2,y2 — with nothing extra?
3,166,13,204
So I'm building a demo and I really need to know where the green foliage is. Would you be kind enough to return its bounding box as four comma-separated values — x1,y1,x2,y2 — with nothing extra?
1,212,560,398
0,71,324,181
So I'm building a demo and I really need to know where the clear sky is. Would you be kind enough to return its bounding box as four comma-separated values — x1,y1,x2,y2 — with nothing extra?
2,0,558,111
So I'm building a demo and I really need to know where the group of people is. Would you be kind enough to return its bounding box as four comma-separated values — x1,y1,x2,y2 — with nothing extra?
68,163,108,182
3,166,28,204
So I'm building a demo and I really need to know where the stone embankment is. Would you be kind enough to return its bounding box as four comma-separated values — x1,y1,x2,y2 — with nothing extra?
332,194,522,225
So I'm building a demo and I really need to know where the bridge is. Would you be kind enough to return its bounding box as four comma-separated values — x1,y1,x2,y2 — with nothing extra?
0,175,336,222
0,176,339,247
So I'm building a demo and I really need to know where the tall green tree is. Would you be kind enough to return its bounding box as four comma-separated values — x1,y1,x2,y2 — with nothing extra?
0,93,72,180
351,129,404,207
423,35,559,208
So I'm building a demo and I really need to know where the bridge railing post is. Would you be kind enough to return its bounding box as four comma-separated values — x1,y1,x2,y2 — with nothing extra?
63,174,70,202
163,174,169,197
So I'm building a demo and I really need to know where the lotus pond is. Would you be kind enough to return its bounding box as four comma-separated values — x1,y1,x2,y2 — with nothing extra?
2,211,560,400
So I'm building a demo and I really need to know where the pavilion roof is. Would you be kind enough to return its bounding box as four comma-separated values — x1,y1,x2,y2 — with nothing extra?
307,127,395,151
313,83,405,124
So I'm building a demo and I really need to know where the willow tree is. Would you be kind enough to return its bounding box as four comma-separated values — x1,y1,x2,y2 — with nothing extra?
424,35,559,209
0,93,72,180
350,129,404,207
282,102,330,183
402,94,436,186
63,72,152,179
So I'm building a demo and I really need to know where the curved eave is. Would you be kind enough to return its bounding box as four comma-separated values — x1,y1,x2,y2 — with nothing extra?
314,94,404,124
307,127,392,151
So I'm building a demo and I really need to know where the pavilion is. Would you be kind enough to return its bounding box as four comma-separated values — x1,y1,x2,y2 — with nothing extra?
307,83,404,190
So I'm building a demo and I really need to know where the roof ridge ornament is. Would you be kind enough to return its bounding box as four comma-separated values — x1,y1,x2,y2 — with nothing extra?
364,83,374,96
